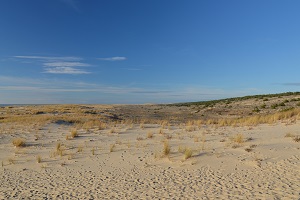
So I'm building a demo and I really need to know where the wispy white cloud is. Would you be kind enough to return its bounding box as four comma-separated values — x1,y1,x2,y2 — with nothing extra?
43,62,90,67
122,68,142,71
98,56,127,61
14,55,82,61
13,55,91,75
281,82,300,86
43,67,90,74
0,86,41,91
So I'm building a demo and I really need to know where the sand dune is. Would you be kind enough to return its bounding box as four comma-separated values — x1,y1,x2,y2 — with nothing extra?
0,119,299,199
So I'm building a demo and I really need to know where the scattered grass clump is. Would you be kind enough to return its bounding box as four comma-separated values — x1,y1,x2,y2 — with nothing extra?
110,143,115,152
293,136,300,142
70,129,78,138
77,146,83,153
186,126,196,132
252,107,260,113
260,104,266,109
184,148,193,160
285,132,295,138
8,158,15,165
178,145,186,153
110,128,116,134
160,120,169,129
163,140,170,156
53,142,64,157
56,143,61,151
140,123,145,129
136,136,144,141
82,120,107,130
159,128,164,135
245,148,253,152
233,134,245,144
37,155,42,163
12,138,25,147
165,134,172,140
147,132,154,138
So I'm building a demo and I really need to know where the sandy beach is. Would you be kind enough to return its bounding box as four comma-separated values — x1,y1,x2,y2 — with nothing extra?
0,105,299,199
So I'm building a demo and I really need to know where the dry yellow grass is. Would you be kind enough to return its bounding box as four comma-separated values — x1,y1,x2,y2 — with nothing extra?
233,134,245,144
37,155,42,163
165,134,172,140
110,128,116,134
70,129,78,138
285,132,295,138
211,108,300,127
293,136,300,142
147,131,154,138
140,123,145,129
186,126,196,132
8,158,14,165
178,145,186,153
160,120,169,129
163,140,170,156
77,146,83,153
159,128,164,135
53,142,64,157
82,120,107,130
110,144,116,152
184,148,193,160
56,143,61,151
12,138,25,147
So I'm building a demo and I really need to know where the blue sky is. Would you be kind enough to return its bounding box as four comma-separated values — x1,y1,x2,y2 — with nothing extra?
1,0,300,104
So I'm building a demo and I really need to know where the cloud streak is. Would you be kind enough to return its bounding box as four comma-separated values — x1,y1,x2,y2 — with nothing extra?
43,62,90,67
14,55,82,61
98,56,127,61
14,55,90,75
281,82,300,86
43,67,90,74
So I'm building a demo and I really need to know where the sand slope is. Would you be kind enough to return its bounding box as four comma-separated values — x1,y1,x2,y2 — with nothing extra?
0,122,299,199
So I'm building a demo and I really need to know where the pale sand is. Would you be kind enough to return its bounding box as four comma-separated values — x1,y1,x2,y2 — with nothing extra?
0,122,299,199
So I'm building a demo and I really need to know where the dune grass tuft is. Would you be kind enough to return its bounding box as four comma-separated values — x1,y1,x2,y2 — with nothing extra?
163,140,170,156
285,132,295,138
8,158,15,165
37,155,42,163
293,136,300,142
184,148,193,160
70,129,78,138
12,138,25,147
178,145,186,153
110,143,116,152
147,131,154,139
233,134,244,144
159,128,164,135
77,146,83,153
